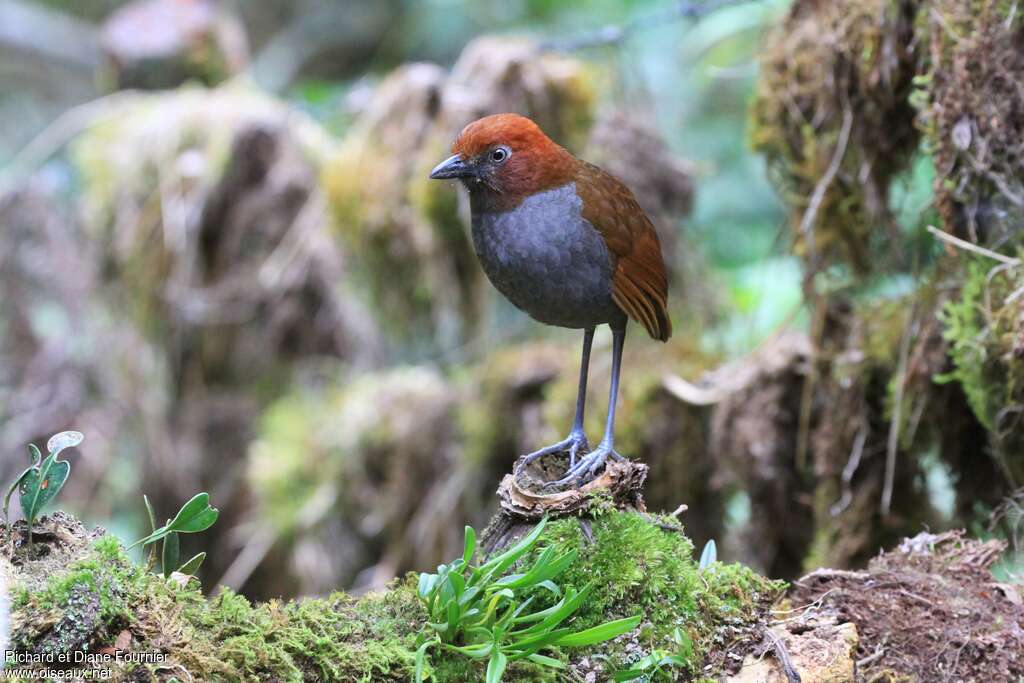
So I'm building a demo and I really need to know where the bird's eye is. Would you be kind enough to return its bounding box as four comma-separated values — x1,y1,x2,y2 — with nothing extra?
490,147,509,163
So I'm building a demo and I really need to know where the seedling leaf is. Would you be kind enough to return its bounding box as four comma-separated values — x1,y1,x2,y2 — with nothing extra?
699,539,717,571
177,552,206,576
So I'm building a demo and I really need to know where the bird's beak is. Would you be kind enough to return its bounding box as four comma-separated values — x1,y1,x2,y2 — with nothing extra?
430,154,471,180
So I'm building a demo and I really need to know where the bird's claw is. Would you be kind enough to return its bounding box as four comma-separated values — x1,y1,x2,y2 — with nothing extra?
520,431,589,469
552,443,622,487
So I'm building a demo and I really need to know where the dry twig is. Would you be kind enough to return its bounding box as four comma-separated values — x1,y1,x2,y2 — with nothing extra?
763,628,802,683
926,225,1021,266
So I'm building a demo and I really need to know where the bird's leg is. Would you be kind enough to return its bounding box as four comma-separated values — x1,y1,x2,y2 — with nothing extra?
555,325,627,486
520,328,593,468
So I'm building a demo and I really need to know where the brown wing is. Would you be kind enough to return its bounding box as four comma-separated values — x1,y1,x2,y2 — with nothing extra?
576,162,672,341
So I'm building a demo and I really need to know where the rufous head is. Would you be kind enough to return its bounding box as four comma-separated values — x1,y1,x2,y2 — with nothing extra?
429,114,576,207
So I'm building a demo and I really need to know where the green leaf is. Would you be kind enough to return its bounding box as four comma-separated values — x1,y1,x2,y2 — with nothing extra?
492,573,526,588
486,651,507,683
448,642,492,659
481,589,514,625
446,599,460,633
418,572,437,599
612,669,648,681
162,531,180,578
414,641,433,682
478,518,547,579
19,458,70,524
494,602,518,632
167,493,219,533
525,653,564,669
177,552,206,576
510,597,534,621
553,615,641,648
129,493,218,549
462,525,476,566
496,547,577,590
464,625,491,641
457,586,481,607
3,467,32,522
514,584,593,635
505,628,572,657
448,570,465,598
143,495,158,534
427,621,449,634
622,650,665,672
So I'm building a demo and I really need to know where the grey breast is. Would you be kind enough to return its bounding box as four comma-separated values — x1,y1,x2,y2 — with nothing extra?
470,183,621,329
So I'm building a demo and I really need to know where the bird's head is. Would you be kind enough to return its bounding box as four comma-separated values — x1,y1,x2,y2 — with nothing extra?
430,113,576,209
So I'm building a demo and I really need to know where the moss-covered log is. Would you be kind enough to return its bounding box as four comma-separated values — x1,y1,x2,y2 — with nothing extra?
4,505,782,679
4,510,783,682
10,512,1021,682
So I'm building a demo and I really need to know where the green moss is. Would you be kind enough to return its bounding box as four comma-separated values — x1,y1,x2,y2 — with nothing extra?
522,512,784,675
173,586,422,682
13,536,142,655
10,513,779,682
940,257,1024,471
11,530,423,682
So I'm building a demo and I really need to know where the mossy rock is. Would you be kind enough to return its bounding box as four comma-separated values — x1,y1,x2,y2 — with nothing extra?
5,510,781,682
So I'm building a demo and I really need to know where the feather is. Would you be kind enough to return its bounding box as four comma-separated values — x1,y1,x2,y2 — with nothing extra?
575,162,673,341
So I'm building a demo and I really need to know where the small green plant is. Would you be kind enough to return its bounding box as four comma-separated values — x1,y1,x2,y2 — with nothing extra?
698,539,717,571
129,492,219,578
413,517,641,683
3,431,84,543
612,627,694,682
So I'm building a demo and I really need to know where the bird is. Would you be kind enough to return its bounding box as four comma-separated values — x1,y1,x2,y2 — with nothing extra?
430,113,671,486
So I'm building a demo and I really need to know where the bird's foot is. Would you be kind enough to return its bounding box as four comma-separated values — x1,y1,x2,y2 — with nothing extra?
520,431,590,470
552,441,624,487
